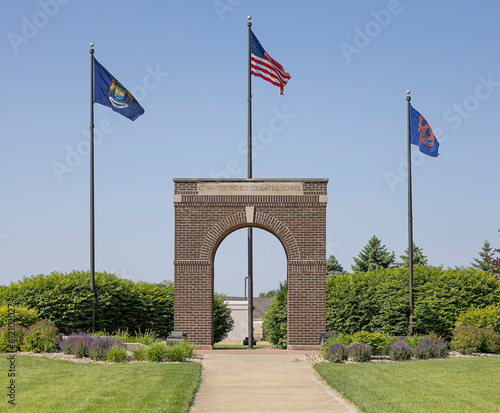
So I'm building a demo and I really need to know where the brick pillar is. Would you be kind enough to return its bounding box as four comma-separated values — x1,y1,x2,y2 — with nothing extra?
287,260,326,349
174,260,213,348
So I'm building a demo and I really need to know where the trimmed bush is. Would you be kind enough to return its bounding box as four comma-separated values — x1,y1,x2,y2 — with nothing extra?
22,320,60,353
450,325,483,354
388,342,412,361
0,304,40,328
324,343,349,363
0,324,27,352
455,306,500,332
0,272,232,342
105,344,128,363
351,331,387,355
325,267,500,340
348,342,372,362
479,329,500,353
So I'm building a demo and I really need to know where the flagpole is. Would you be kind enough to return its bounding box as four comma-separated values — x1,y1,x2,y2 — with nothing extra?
247,16,254,349
406,91,414,337
90,43,96,332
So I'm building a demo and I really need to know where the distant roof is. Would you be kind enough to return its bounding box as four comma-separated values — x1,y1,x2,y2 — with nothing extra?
225,297,272,319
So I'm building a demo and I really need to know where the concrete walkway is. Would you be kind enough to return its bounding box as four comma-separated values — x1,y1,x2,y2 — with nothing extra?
189,350,360,413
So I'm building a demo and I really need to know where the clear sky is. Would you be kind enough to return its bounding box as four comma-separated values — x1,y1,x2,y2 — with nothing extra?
1,0,499,297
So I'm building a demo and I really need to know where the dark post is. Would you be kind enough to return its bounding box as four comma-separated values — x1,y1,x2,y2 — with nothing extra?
90,44,96,332
247,16,254,349
406,91,414,336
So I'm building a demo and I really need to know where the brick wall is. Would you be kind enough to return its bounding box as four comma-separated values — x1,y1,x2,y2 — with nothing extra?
173,179,327,348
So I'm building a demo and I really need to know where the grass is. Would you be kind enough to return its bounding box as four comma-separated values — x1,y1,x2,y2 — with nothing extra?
213,340,273,349
8,356,201,412
314,356,500,413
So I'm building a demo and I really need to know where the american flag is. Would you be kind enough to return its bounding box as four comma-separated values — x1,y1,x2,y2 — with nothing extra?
251,30,291,95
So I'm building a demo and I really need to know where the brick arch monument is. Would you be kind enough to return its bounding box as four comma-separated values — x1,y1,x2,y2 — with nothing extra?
173,178,328,349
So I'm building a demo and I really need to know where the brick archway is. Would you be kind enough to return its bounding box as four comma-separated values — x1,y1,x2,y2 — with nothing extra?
173,178,328,349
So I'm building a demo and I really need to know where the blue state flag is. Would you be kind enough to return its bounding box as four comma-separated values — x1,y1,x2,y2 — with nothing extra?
94,58,144,121
410,106,439,157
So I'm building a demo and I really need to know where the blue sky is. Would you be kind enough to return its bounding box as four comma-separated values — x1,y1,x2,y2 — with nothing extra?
1,0,499,296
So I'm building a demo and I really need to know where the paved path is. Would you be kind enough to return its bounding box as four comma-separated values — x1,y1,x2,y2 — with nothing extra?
189,350,360,413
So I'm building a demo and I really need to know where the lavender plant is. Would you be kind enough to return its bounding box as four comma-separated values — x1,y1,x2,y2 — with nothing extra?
324,343,349,363
412,337,448,359
348,342,372,362
388,341,412,361
88,337,124,361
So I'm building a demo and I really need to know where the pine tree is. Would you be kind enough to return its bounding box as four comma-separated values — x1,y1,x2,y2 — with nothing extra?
326,255,344,278
471,239,494,272
399,242,428,267
351,236,395,273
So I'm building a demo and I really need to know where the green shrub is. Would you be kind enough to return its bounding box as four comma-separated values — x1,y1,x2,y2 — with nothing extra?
262,283,287,349
105,344,128,363
0,325,27,352
403,335,424,348
146,342,170,362
450,325,483,354
455,306,500,332
325,267,500,340
351,331,387,355
348,342,372,362
0,304,40,328
133,346,148,361
213,294,234,343
478,329,500,353
321,333,353,356
324,343,349,363
0,271,174,336
22,320,60,352
164,341,195,362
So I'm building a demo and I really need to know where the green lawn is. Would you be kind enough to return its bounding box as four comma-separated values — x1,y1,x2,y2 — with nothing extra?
6,356,201,412
315,356,500,413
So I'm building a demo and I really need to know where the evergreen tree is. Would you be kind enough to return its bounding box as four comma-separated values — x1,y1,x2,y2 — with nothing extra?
471,239,494,272
351,235,395,273
399,242,428,267
326,255,344,278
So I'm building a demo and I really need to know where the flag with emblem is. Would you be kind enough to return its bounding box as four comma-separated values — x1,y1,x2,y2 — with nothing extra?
250,30,291,95
94,58,144,121
410,106,439,157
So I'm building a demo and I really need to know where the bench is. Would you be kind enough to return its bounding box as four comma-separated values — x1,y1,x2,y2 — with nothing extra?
319,331,337,345
165,331,187,344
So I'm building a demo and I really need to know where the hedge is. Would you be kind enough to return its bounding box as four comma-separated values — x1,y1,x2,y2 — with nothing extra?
263,266,500,344
0,271,232,341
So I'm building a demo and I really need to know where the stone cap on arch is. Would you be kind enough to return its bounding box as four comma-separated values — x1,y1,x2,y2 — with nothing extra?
173,178,328,204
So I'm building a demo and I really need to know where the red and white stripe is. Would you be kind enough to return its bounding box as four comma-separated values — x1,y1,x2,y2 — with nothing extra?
251,52,291,95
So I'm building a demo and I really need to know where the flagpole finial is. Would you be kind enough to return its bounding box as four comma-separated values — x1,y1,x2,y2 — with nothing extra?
406,90,411,102
247,16,251,21
90,43,94,48
90,43,94,54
